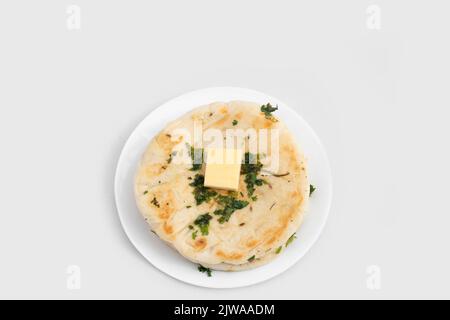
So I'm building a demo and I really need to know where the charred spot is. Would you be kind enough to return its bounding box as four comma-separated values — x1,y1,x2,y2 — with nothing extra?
194,238,207,250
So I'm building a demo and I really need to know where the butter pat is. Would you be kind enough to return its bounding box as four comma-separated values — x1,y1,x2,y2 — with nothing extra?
204,148,243,191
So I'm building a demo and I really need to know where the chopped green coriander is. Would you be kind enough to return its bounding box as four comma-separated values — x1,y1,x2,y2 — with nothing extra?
286,233,296,247
143,190,148,195
228,191,238,197
214,195,249,223
275,246,282,254
261,103,278,121
192,230,198,240
198,265,212,277
150,197,160,208
187,144,204,171
251,196,258,201
241,152,263,174
310,184,316,197
241,153,266,197
194,213,213,236
188,225,194,230
186,205,192,209
189,174,218,205
232,119,238,126
248,255,256,262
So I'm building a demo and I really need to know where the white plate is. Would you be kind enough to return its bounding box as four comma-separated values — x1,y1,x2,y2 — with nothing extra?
114,87,332,289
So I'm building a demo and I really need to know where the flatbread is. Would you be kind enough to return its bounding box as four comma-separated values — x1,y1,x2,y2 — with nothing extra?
134,101,309,270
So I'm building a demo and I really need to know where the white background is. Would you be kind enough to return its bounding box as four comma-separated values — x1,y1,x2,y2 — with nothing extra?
0,0,449,299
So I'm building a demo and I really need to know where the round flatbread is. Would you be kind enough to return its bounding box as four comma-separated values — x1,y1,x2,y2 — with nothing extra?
134,101,309,270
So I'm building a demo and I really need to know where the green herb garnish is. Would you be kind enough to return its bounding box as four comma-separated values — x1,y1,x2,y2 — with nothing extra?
228,191,238,197
143,190,148,195
192,230,198,240
286,233,296,247
214,195,249,223
261,103,278,121
241,153,266,197
275,246,282,254
198,265,212,277
194,213,213,236
232,120,238,126
248,255,256,262
189,174,218,205
150,197,160,208
241,153,263,174
310,184,316,197
188,225,194,230
187,144,203,171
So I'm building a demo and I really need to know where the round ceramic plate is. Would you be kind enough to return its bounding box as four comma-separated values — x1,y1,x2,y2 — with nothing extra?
114,87,332,288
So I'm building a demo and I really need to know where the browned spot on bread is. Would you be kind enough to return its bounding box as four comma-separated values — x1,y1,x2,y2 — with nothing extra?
219,106,228,114
158,203,174,220
144,164,166,177
155,132,183,154
262,228,276,239
163,222,173,235
264,196,304,247
246,239,259,249
150,190,176,220
215,249,243,261
253,116,276,129
293,163,301,172
206,202,217,210
283,145,295,157
266,236,278,246
212,115,230,127
194,238,207,251
291,190,300,198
